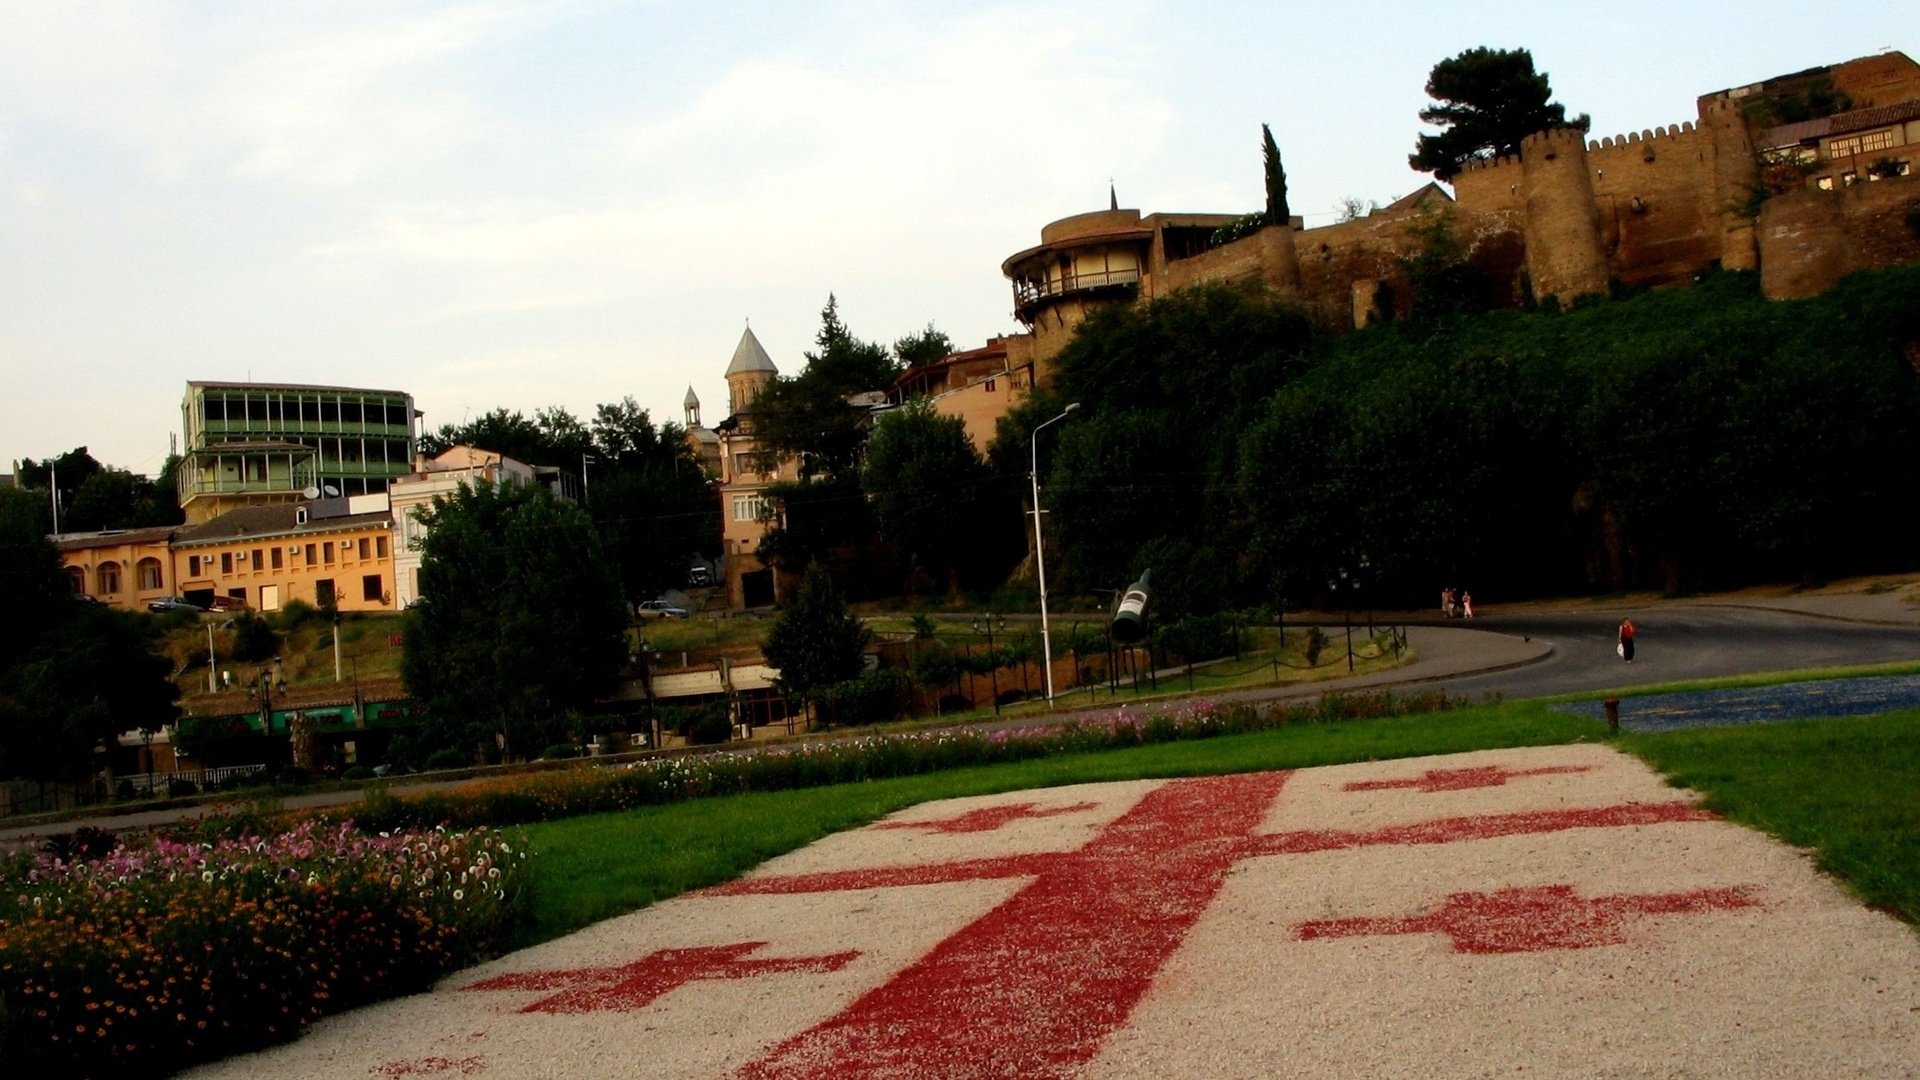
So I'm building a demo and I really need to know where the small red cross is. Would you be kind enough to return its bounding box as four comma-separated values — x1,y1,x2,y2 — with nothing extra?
461,942,858,1014
1296,883,1760,953
1343,764,1593,793
874,800,1100,834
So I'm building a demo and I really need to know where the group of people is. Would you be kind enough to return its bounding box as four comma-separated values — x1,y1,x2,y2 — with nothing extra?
1440,586,1474,619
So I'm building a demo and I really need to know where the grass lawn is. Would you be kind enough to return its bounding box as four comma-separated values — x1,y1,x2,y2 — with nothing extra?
516,700,1597,946
1620,709,1920,924
1545,658,1920,702
518,701,1920,949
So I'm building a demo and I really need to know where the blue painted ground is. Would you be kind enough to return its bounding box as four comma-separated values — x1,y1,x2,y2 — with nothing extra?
1553,674,1920,732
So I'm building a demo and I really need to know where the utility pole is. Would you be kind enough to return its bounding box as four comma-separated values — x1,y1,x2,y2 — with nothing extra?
50,462,60,535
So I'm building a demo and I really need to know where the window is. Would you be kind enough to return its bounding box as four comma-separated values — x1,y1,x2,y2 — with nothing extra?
137,558,164,591
358,537,370,560
732,493,766,522
251,548,263,572
98,561,122,594
1826,129,1900,159
271,547,283,570
376,535,389,558
323,541,335,564
305,543,317,565
985,378,997,392
187,554,202,576
221,552,234,575
362,574,383,602
733,452,757,475
1817,176,1836,190
67,566,85,594
314,579,335,608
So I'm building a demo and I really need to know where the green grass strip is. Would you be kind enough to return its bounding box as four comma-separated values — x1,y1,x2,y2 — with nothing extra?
1544,659,1920,702
517,701,1595,946
1619,709,1920,925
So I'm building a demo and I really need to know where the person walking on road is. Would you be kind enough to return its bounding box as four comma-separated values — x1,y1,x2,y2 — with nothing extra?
1618,617,1636,663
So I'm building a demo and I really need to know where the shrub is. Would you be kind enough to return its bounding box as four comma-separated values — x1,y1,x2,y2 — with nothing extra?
229,613,281,663
424,748,470,771
40,826,119,864
341,765,376,781
165,777,200,798
540,744,582,760
812,669,912,728
685,712,734,746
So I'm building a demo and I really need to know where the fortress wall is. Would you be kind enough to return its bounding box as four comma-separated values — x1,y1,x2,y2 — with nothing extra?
1585,122,1722,285
1289,207,1526,326
1760,175,1920,298
1452,153,1526,216
1155,231,1270,295
1521,128,1610,302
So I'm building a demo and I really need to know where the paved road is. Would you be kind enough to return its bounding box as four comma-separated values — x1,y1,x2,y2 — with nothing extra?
1425,603,1920,699
9,598,1920,845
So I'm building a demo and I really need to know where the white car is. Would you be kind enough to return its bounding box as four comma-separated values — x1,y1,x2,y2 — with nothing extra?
637,600,690,619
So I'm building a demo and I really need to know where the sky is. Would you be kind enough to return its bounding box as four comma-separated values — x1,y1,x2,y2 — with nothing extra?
2,1,1912,478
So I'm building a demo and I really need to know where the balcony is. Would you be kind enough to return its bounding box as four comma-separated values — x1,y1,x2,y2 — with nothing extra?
1011,267,1141,322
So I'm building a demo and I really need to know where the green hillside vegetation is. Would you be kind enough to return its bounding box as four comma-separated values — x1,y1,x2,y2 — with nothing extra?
998,266,1920,612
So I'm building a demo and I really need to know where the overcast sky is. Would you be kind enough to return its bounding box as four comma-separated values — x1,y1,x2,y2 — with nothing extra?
2,1,1911,477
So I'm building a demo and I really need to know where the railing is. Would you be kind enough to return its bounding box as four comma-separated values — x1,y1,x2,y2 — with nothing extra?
1011,267,1141,312
119,763,268,797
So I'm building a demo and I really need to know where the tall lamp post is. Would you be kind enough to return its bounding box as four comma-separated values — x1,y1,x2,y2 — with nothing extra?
1030,402,1080,701
1327,571,1355,673
254,665,287,754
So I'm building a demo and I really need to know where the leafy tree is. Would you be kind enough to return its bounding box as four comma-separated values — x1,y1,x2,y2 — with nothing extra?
894,323,955,369
0,604,180,780
65,467,183,532
860,400,993,594
586,406,718,602
401,479,630,761
1409,46,1589,180
762,562,870,717
16,447,102,497
418,408,550,465
229,612,281,664
0,504,179,779
748,295,898,480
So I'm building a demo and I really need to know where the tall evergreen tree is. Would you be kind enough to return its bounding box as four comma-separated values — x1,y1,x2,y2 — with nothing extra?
1263,123,1289,223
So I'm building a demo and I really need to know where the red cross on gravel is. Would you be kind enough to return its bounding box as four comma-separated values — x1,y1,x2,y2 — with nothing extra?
462,942,859,1014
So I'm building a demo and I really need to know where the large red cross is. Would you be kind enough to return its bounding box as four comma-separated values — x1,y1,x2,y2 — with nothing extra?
700,772,1728,1079
462,942,858,1014
873,799,1100,834
1297,883,1761,953
1342,763,1593,793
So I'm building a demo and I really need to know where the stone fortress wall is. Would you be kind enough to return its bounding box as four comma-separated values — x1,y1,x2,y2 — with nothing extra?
1007,51,1920,382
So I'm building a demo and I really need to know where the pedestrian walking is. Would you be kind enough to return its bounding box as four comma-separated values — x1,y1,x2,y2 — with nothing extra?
1618,617,1636,663
1440,587,1452,619
1462,591,1474,618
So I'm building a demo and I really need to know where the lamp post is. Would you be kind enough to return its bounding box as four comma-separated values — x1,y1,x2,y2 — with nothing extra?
581,453,597,505
970,613,1006,714
1030,402,1080,701
1327,571,1355,673
254,665,287,751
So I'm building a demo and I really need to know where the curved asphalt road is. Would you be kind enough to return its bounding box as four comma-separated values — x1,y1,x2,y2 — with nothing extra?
1427,604,1920,699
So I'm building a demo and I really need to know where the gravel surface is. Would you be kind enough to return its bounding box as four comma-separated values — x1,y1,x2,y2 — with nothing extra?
185,747,1920,1079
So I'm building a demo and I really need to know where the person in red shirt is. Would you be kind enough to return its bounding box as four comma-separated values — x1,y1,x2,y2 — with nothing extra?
1618,617,1636,663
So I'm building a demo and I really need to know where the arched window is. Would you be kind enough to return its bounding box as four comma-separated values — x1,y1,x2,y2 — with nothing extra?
137,557,164,591
97,561,122,595
66,566,85,595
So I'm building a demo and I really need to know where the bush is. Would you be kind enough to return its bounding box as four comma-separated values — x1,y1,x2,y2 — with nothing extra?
272,598,324,630
540,743,582,760
165,777,200,798
424,748,470,771
40,826,119,864
341,765,376,781
685,712,733,746
230,612,281,663
812,669,912,728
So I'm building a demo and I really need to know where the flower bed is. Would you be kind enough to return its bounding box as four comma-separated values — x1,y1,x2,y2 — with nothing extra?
0,820,530,1078
340,691,1460,834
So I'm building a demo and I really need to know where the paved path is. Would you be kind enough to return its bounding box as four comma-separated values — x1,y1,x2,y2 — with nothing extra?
10,590,1920,846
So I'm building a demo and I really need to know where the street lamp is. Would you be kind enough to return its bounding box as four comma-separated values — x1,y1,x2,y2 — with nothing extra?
1327,571,1355,673
1030,402,1080,701
254,665,287,747
969,613,1007,714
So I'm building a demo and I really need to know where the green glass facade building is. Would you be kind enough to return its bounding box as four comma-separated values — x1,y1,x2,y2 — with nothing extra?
179,382,419,523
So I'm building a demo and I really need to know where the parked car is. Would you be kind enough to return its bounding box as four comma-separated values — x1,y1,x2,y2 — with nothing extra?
207,595,249,612
147,596,206,614
687,564,713,587
637,599,690,619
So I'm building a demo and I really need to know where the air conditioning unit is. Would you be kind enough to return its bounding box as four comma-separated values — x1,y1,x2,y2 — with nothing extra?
288,545,302,554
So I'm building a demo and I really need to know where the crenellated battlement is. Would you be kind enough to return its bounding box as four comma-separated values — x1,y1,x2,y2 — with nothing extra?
1521,127,1592,154
1586,121,1697,151
1459,152,1522,176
